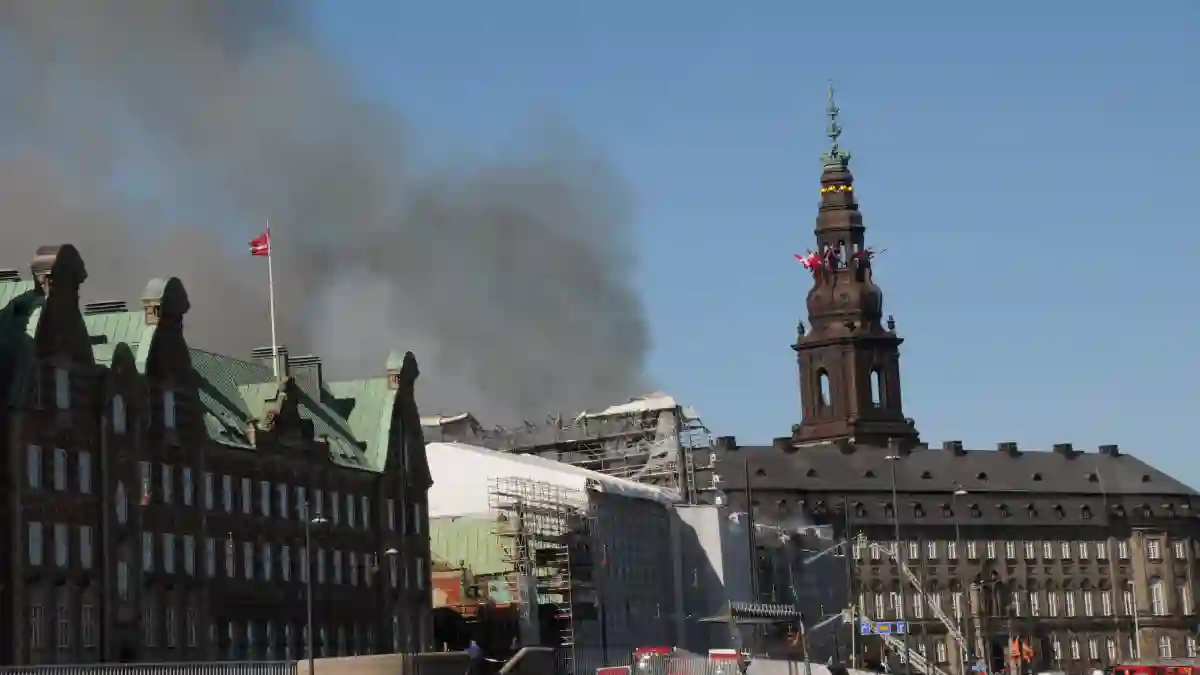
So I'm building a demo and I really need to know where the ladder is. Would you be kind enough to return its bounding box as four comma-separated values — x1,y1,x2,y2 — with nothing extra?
857,607,951,675
859,536,969,658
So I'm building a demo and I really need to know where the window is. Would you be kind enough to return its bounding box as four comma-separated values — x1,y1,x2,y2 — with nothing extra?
1012,592,1022,616
911,594,923,618
1079,541,1089,560
1070,638,1080,660
1060,541,1071,559
115,481,128,525
908,541,919,560
296,486,308,520
187,609,199,648
262,542,273,581
1151,579,1167,615
162,533,176,574
1118,540,1129,559
139,461,152,504
143,607,157,647
1004,541,1016,559
301,547,309,583
55,598,71,649
415,556,426,590
1147,539,1162,560
1023,541,1035,558
278,483,289,518
81,604,97,648
966,541,978,559
1097,540,1108,559
1187,636,1197,658
1052,639,1062,661
204,472,215,510
869,543,881,561
317,549,326,583
1029,592,1041,617
241,478,252,514
165,607,178,648
1123,586,1135,616
29,604,44,649
117,561,130,600
243,541,254,580
387,499,396,531
946,541,957,560
183,467,194,506
1088,638,1099,660
55,367,70,409
1101,591,1113,616
412,501,424,534
347,494,357,528
952,592,963,619
162,464,173,504
224,538,235,577
986,540,996,559
163,390,176,429
1158,636,1173,659
259,480,271,516
205,538,216,577
1177,582,1193,615
78,451,92,493
222,475,233,512
874,593,885,618
1107,638,1117,661
362,496,371,528
112,394,127,434
80,525,94,568
314,488,324,519
926,540,937,559
1065,590,1076,616
282,545,291,582
1083,591,1095,616
28,521,44,565
389,553,398,587
53,447,67,491
349,551,359,586
54,523,68,567
1174,540,1188,560
1048,592,1060,616
184,535,196,575
142,532,154,571
27,445,42,488
333,550,343,584
330,491,340,524
935,642,948,664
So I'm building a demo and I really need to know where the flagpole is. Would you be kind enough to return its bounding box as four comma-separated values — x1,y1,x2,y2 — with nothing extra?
266,222,280,378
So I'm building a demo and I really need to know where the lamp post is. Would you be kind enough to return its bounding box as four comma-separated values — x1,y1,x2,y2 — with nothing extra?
304,503,328,675
953,487,968,675
885,454,910,675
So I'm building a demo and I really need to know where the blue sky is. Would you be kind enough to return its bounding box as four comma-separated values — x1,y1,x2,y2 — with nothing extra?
311,1,1198,480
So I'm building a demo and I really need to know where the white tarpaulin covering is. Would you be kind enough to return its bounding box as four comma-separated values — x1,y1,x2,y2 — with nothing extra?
426,441,680,518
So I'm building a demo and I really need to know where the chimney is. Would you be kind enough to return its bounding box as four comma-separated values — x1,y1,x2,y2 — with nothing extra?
997,441,1020,457
772,436,795,453
942,440,966,456
1099,444,1121,457
251,345,289,376
1052,443,1077,458
0,269,20,282
888,437,911,456
289,355,324,397
915,441,930,450
83,300,129,316
714,436,738,451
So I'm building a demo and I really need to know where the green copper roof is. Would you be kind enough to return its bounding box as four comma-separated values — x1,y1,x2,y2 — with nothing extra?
0,279,44,405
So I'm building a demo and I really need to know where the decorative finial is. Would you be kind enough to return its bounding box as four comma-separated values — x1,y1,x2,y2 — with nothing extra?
820,82,852,169
796,319,806,338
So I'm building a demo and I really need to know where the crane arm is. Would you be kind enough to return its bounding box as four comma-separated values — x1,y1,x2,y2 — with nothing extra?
856,607,950,675
860,538,968,657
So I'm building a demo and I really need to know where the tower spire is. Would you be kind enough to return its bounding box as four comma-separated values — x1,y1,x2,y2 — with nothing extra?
791,84,919,449
820,82,851,169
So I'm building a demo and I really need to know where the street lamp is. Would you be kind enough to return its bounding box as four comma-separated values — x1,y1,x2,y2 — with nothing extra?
952,488,968,675
304,504,328,675
885,455,910,675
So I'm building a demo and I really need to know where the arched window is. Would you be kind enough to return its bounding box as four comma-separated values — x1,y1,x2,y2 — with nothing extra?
818,371,831,408
870,369,883,406
1158,635,1173,658
1151,578,1167,615
112,395,127,435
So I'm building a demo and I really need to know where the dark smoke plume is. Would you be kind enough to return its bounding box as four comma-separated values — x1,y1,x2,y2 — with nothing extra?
0,0,650,422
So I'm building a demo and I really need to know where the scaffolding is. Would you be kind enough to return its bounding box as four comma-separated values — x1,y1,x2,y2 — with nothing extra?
433,394,711,501
488,476,595,672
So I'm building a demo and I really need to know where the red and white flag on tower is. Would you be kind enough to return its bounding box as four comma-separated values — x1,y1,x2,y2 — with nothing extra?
249,229,271,257
248,224,281,377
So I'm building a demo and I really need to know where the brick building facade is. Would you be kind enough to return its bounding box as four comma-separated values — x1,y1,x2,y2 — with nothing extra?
0,244,434,665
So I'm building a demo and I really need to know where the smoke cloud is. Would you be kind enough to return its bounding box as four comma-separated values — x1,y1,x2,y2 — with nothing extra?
0,0,650,422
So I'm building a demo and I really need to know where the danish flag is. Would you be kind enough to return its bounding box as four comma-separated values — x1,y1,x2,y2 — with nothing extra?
249,229,271,257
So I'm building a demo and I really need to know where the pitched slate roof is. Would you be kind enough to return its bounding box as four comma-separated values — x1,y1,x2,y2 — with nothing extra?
715,442,1196,497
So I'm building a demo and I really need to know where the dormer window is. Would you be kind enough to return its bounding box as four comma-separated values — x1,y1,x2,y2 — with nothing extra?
976,472,988,481
941,504,953,518
1032,473,1043,482
112,395,127,435
1087,473,1099,483
1081,506,1093,520
998,504,1011,518
912,503,925,518
163,390,177,430
920,470,932,480
55,367,70,410
1053,504,1066,520
854,502,867,518
969,504,982,518
864,470,876,478
884,503,895,518
806,468,818,478
1027,504,1039,518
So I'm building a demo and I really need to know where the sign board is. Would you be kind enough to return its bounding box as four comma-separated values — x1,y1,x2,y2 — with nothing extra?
859,620,908,635
597,667,632,675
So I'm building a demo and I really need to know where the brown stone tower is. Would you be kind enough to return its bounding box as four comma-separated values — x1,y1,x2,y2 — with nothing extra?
791,85,919,448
